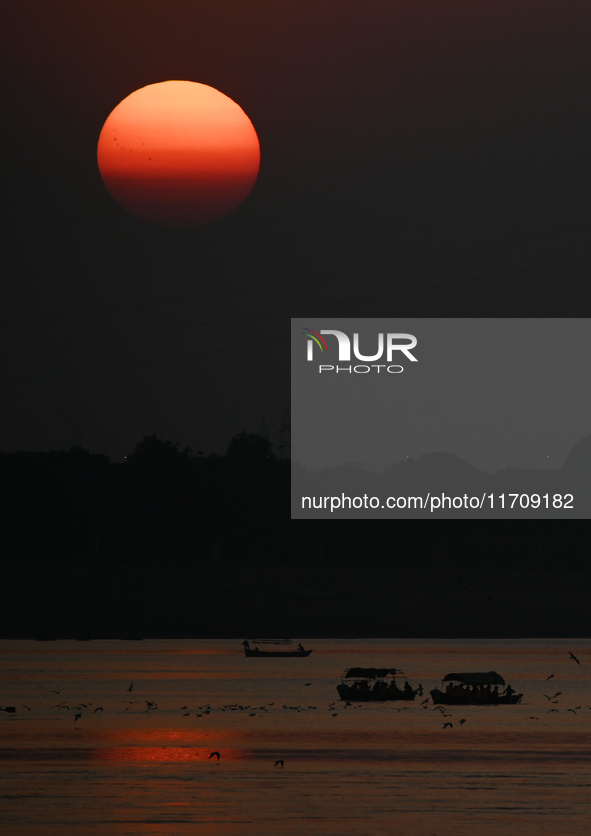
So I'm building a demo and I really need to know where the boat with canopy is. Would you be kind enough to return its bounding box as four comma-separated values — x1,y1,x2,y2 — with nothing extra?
430,671,522,705
336,667,421,702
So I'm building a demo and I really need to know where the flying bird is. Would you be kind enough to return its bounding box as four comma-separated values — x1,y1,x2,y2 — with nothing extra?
93,707,103,713
274,760,284,767
545,674,555,681
459,719,466,725
209,751,220,760
443,722,453,729
529,716,539,720
127,683,133,692
74,713,82,721
568,652,580,665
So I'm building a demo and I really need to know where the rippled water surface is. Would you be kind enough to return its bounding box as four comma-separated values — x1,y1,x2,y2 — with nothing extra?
2,638,591,835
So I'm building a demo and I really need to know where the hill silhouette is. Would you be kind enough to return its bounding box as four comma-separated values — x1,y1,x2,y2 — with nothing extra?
0,432,589,639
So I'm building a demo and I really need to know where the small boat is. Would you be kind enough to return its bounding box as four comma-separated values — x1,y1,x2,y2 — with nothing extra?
242,639,312,657
336,667,421,702
430,671,522,705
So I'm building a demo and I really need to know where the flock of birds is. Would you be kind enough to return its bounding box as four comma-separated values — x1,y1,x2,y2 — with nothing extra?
1,650,587,764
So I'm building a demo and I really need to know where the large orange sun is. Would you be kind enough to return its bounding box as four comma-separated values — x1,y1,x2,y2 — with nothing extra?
97,81,260,227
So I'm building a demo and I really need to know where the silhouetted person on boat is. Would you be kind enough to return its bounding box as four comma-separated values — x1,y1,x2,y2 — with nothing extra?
297,644,305,653
404,681,413,694
492,685,499,701
504,684,515,700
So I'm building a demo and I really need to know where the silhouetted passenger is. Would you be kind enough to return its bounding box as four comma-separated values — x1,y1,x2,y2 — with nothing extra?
297,643,305,653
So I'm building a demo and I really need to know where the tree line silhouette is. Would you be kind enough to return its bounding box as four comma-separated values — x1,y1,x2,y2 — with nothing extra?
0,432,589,639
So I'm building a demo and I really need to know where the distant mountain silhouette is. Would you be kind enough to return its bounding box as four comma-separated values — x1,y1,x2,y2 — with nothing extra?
293,435,591,518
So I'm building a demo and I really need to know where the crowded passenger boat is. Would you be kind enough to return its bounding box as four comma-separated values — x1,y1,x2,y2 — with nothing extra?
337,667,422,702
430,671,522,705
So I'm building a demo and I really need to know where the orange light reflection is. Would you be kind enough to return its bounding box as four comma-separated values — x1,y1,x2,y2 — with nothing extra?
92,746,249,764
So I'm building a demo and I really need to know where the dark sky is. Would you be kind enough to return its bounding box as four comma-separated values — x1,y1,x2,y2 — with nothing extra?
2,0,591,459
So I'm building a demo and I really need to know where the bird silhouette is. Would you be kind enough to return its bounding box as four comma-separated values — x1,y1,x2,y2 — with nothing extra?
443,722,453,729
545,674,555,681
127,683,133,692
209,751,220,761
459,719,466,725
74,713,82,721
93,707,103,713
274,760,284,767
529,716,539,720
568,652,580,665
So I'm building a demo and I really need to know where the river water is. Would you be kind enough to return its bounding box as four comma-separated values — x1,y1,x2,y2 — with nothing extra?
1,638,591,835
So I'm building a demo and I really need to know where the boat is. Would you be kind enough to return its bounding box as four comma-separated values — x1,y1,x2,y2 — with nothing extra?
430,671,522,705
336,667,422,702
242,639,312,657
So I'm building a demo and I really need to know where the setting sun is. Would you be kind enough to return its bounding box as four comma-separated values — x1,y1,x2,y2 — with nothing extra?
97,81,260,226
